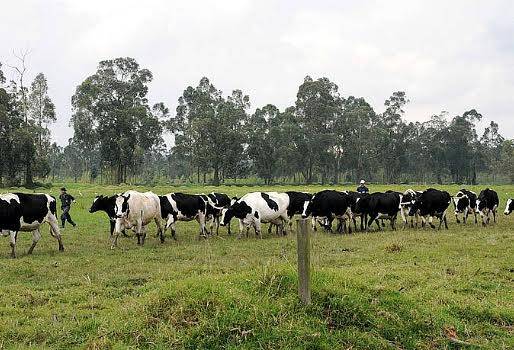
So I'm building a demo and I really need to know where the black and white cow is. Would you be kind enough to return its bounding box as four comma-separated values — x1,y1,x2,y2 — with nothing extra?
200,192,232,235
0,193,64,258
400,189,423,228
220,192,289,238
113,191,163,248
477,188,499,226
453,189,478,224
301,190,352,233
159,193,208,240
504,199,513,215
89,194,129,237
408,188,451,229
355,192,402,231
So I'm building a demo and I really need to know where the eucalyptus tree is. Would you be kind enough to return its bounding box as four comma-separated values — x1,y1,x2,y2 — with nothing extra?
171,78,249,185
71,57,165,183
295,76,342,183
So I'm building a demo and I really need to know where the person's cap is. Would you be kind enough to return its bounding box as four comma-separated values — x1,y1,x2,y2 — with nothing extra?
360,180,365,184
61,187,67,191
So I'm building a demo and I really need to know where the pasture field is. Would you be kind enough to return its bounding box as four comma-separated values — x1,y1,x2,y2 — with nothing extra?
0,183,513,349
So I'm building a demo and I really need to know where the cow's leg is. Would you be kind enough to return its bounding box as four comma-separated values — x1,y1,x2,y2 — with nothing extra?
367,215,377,231
237,220,245,239
136,219,143,245
444,212,449,229
437,214,443,230
254,220,262,238
399,207,407,229
141,225,147,245
464,208,468,224
111,231,120,249
48,214,65,252
493,209,497,223
154,218,165,243
373,219,380,230
170,222,177,240
455,212,460,224
9,231,17,258
27,228,42,255
198,213,207,238
109,220,115,237
215,216,220,235
428,216,435,229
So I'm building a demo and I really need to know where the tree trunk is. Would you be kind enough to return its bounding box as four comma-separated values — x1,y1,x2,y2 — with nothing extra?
213,163,220,186
25,160,33,187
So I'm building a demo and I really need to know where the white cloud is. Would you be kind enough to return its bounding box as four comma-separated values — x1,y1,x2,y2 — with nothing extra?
1,0,513,145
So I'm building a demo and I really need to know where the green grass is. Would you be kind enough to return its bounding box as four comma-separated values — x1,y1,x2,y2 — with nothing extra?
0,183,513,349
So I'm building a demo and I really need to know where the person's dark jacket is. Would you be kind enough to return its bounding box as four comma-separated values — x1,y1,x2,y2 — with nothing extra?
356,185,369,194
59,193,75,208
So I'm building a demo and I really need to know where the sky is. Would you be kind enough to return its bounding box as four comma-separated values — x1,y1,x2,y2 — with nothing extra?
1,0,513,146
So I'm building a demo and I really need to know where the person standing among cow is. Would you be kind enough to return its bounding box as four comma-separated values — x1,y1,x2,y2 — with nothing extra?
59,187,76,228
357,180,369,194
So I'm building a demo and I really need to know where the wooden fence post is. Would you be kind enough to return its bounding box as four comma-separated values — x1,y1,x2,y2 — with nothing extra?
296,218,311,305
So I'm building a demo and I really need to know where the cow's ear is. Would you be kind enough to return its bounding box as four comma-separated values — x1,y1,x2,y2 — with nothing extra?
125,194,130,201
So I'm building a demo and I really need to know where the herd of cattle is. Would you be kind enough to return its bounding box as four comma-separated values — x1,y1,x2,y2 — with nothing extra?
0,187,512,257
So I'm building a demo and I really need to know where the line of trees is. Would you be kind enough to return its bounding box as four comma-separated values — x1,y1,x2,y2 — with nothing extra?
1,56,513,187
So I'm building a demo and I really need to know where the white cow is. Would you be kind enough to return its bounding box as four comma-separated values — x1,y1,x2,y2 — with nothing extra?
113,190,163,249
220,192,290,238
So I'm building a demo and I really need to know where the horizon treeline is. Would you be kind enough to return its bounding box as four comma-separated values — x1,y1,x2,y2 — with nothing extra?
1,57,513,188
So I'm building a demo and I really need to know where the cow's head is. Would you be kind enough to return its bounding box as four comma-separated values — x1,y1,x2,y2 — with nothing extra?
453,192,469,213
476,198,487,215
89,195,104,213
220,201,251,226
408,198,422,216
114,194,130,218
504,199,513,215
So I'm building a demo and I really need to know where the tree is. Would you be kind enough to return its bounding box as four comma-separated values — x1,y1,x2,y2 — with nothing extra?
170,78,249,185
71,57,165,184
376,91,409,183
28,73,56,152
247,104,288,184
295,76,342,183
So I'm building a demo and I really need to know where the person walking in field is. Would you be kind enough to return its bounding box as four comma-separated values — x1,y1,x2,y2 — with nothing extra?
59,187,77,228
357,179,369,194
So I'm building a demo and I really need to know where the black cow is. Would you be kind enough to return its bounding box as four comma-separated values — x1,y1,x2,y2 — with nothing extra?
301,190,352,233
477,188,499,226
0,193,64,258
355,192,402,231
453,189,478,224
159,193,208,240
89,194,129,237
408,188,451,229
200,192,232,235
504,199,513,215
